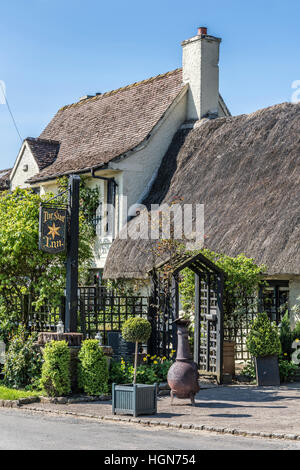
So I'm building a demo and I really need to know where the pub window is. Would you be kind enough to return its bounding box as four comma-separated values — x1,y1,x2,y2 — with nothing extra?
105,179,116,237
94,201,103,236
93,179,117,238
259,280,289,324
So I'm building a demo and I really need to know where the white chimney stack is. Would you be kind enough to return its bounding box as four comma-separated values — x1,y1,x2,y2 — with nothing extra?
182,27,221,120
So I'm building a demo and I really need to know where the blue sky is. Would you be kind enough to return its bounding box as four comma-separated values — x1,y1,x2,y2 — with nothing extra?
0,0,299,169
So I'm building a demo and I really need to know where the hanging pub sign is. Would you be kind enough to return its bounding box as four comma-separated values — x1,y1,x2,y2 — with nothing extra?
39,204,68,254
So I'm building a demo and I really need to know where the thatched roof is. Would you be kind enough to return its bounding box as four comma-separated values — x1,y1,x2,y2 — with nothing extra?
104,102,300,278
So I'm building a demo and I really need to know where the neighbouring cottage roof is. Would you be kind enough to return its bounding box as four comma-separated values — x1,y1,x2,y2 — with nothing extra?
25,138,60,170
0,168,12,191
28,68,185,183
103,102,300,278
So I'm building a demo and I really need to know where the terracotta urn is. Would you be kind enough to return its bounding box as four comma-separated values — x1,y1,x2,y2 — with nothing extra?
167,318,199,405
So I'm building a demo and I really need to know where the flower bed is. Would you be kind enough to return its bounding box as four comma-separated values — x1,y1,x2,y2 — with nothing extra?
109,352,175,389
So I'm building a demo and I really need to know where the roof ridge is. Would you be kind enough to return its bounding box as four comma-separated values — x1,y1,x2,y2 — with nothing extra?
26,137,60,145
58,68,183,112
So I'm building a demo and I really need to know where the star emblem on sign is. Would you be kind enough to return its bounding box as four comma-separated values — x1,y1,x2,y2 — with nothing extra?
47,222,61,240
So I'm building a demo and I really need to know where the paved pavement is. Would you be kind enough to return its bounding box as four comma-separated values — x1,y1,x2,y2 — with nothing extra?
0,408,299,450
21,382,300,437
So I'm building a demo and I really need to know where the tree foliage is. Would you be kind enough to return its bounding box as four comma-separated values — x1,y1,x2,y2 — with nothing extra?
0,185,96,312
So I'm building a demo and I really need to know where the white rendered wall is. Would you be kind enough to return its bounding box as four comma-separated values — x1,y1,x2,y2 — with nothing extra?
10,144,39,190
289,277,300,328
117,90,187,228
182,34,221,120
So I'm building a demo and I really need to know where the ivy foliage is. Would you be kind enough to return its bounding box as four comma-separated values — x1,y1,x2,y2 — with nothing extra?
3,325,42,390
40,340,71,397
57,175,101,231
246,312,281,357
78,339,109,396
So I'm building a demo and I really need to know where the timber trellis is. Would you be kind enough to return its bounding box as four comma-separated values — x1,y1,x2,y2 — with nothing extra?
79,286,149,342
78,286,173,357
17,283,286,363
22,294,65,332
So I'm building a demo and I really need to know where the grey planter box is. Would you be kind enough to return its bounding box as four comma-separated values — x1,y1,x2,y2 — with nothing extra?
112,383,157,417
255,355,280,386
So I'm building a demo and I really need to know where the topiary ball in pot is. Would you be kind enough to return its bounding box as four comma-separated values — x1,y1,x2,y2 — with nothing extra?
112,317,156,417
122,317,152,384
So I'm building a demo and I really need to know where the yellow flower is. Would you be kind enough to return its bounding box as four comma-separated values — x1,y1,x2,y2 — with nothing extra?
284,353,288,356
153,360,158,364
162,356,167,361
143,357,147,362
147,354,150,357
296,339,299,342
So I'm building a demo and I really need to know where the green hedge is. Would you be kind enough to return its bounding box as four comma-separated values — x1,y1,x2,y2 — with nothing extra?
78,339,109,396
40,341,71,397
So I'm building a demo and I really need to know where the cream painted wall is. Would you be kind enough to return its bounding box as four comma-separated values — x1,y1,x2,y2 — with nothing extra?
40,182,59,195
92,88,187,269
289,277,300,328
116,89,187,228
182,34,221,120
10,144,39,191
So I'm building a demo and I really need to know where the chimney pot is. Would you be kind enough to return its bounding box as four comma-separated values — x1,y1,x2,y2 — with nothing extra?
197,26,207,36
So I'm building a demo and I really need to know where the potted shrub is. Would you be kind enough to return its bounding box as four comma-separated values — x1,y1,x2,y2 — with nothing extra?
246,313,281,386
112,317,157,417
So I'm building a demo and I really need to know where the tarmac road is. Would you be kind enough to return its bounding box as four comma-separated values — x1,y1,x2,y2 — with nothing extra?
0,408,299,450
